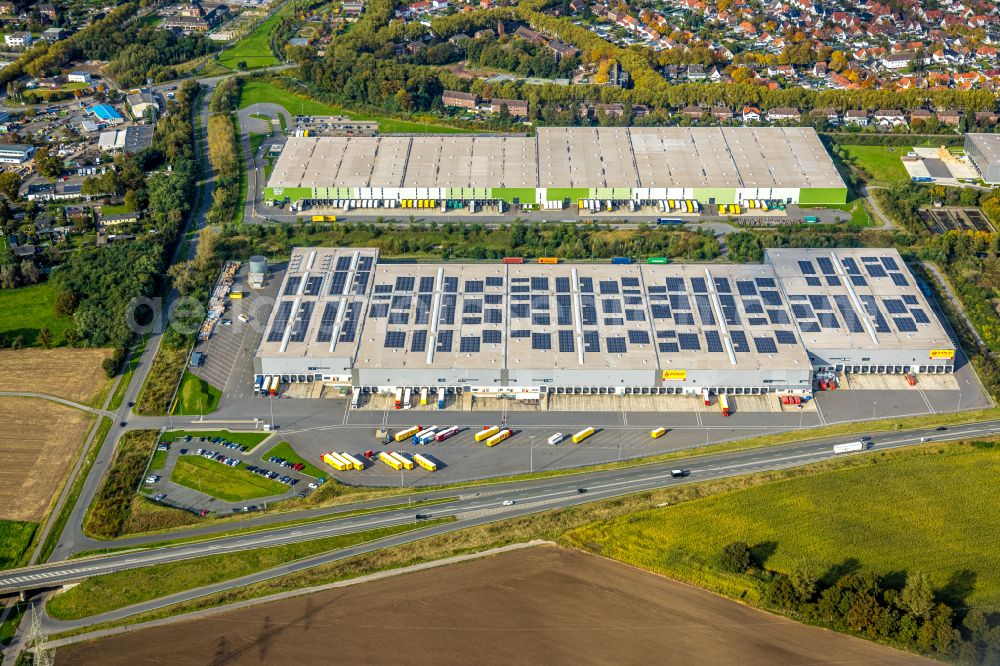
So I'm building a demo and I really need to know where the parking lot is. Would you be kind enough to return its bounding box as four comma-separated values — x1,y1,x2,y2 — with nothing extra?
142,433,322,516
191,262,282,403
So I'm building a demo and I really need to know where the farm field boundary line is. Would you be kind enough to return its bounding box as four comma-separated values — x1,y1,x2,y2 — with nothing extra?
0,392,111,416
39,539,554,651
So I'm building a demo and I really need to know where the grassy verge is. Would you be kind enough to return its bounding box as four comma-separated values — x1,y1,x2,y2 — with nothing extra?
36,416,113,563
84,431,160,539
161,429,270,451
172,371,221,416
52,438,998,640
0,521,37,570
108,335,149,411
118,495,201,535
238,80,466,133
47,519,452,621
260,441,326,479
0,601,28,647
134,345,188,416
803,199,871,227
69,496,457,558
566,439,1000,606
0,282,73,346
216,5,286,70
170,456,288,502
840,144,912,184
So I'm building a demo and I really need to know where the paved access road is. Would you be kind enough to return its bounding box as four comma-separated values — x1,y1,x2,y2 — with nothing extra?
5,418,999,616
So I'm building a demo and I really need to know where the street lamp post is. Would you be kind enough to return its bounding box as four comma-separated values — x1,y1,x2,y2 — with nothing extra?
872,401,878,421
530,435,535,473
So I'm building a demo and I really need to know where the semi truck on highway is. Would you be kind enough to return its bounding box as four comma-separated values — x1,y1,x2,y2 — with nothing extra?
833,441,867,454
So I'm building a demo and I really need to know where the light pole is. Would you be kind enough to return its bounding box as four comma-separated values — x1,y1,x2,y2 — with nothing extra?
872,401,877,421
269,395,274,431
529,435,534,473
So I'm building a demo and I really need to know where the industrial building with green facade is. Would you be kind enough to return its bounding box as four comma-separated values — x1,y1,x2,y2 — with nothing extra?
264,126,849,211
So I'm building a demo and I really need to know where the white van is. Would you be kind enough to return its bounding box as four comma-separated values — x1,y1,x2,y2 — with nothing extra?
547,433,564,446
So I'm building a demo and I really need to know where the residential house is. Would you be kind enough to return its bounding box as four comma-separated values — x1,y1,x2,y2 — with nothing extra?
548,39,578,60
813,108,840,125
514,26,546,45
882,52,915,70
41,27,67,42
909,108,934,124
937,110,961,126
844,109,869,126
342,1,364,15
686,64,706,80
490,98,528,116
68,71,92,84
5,32,32,49
680,105,705,119
874,109,907,127
974,111,998,126
711,106,733,121
595,103,625,118
742,106,762,122
767,107,801,122
442,90,479,109
37,3,57,20
99,213,141,227
127,89,158,119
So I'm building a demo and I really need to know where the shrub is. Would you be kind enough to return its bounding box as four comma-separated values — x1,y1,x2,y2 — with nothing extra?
718,541,752,572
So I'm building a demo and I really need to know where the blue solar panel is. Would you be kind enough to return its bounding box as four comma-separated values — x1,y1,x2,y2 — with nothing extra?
388,312,409,325
902,295,919,305
705,330,723,353
881,256,899,271
747,317,768,326
850,275,867,287
767,309,790,325
578,277,593,293
622,277,640,287
760,291,782,306
483,330,501,344
791,304,814,319
883,299,906,314
890,273,908,287
583,331,600,352
369,303,389,318
315,302,338,343
911,308,930,324
754,336,778,354
651,305,671,319
336,256,352,270
834,296,864,333
808,295,831,311
736,280,757,296
628,330,650,345
800,321,820,332
625,309,646,322
411,330,427,352
695,295,715,325
674,312,695,325
606,337,627,353
816,257,835,274
581,305,597,326
657,330,676,338
806,276,822,287
558,330,575,353
484,309,502,324
532,313,550,325
532,333,551,350
669,294,690,310
659,343,679,353
283,276,302,296
461,316,481,325
755,277,776,287
374,284,392,294
511,304,529,318
714,277,731,293
531,277,549,291
510,329,530,338
648,285,666,294
841,257,860,274
443,277,458,293
511,285,529,293
798,260,816,275
486,276,504,287
460,336,481,353
893,317,917,333
485,294,503,305
602,299,622,314
599,280,619,295
532,295,549,310
625,296,643,305
677,333,700,351
304,275,324,296
690,277,707,293
419,276,435,292
436,330,453,352
384,331,406,348
730,330,749,352
604,317,624,326
267,301,293,342
556,277,571,293
775,330,797,344
391,295,411,310
666,277,685,291
743,300,764,314
817,312,839,329
395,276,415,291
866,264,887,278
825,275,841,287
339,302,360,343
463,299,482,314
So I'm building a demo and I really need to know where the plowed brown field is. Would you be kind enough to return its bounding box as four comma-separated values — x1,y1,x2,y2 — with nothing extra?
0,348,112,405
0,397,93,522
58,546,931,665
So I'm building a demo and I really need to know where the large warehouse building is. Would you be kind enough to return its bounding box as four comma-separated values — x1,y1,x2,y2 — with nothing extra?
965,133,1000,184
264,126,848,209
255,247,956,397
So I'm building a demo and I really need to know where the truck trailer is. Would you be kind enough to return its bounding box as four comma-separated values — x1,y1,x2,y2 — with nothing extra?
474,426,500,442
434,425,459,442
833,441,866,454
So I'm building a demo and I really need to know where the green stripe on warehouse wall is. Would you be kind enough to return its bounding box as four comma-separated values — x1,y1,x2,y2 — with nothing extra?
265,187,313,201
692,188,738,204
545,187,589,202
797,188,849,205
490,188,537,204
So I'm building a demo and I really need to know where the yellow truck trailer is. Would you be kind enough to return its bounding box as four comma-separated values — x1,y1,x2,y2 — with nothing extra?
651,427,667,439
341,452,365,470
378,451,403,470
390,451,415,469
571,427,595,444
474,425,500,442
394,425,420,442
414,453,437,471
322,452,351,471
485,429,511,447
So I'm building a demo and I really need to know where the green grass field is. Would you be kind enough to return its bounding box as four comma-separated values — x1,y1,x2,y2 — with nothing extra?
0,282,73,346
566,442,1000,606
46,519,448,621
0,520,37,570
841,145,912,184
99,203,136,216
171,371,221,416
161,429,270,451
171,456,288,502
238,80,465,133
216,10,282,70
261,441,326,479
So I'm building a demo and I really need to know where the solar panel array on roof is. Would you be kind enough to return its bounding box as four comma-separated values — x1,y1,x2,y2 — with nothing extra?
384,330,406,348
483,330,502,344
754,336,778,354
411,329,427,352
267,301,293,342
606,337,627,353
558,329,575,352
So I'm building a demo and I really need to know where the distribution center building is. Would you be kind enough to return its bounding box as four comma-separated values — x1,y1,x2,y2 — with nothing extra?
965,133,1000,184
255,247,956,397
264,126,848,208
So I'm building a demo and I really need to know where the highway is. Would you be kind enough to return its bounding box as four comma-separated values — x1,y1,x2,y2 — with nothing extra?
5,417,999,620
